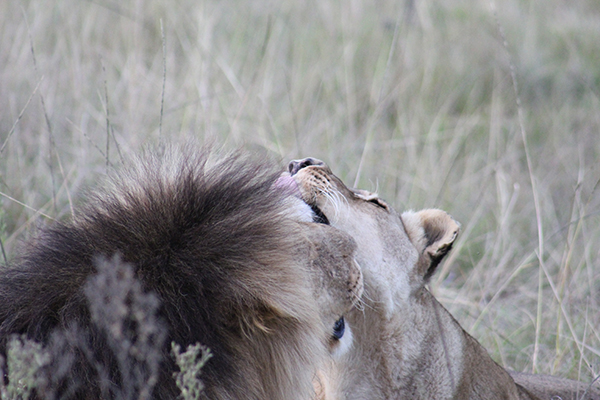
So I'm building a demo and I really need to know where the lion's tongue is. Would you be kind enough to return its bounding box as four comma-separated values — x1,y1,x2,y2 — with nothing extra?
274,174,301,197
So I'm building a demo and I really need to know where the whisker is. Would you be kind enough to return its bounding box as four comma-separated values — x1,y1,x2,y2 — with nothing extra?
318,184,346,223
357,290,379,313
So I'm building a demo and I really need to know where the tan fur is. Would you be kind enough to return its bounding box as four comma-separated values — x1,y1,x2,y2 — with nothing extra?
288,158,599,400
510,371,600,400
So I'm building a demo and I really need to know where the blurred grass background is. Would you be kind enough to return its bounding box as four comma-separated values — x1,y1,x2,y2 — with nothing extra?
1,0,600,383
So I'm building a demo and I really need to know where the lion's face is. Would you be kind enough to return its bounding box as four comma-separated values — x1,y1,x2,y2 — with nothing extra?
287,158,458,317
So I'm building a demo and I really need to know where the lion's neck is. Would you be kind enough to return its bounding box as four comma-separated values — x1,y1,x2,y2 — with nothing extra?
342,287,516,399
381,289,469,398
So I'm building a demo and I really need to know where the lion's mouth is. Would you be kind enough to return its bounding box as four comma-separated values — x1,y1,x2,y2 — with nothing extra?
309,203,330,225
274,174,329,225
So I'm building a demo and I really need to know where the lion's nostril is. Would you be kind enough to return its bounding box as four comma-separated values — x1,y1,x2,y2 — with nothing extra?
288,157,325,175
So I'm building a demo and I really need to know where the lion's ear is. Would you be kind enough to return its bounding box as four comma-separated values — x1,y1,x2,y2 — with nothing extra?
401,209,460,282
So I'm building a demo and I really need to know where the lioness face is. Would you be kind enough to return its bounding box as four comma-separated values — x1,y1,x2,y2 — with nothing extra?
287,158,416,317
287,158,458,317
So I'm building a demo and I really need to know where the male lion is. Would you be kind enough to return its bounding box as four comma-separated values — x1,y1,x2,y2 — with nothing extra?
288,157,599,400
0,147,363,400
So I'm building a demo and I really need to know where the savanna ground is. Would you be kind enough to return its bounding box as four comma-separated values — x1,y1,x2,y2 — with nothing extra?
1,0,600,386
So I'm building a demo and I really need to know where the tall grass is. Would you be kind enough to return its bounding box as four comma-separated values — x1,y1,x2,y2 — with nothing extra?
2,0,599,383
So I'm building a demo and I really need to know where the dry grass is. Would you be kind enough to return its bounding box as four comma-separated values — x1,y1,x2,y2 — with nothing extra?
2,0,600,383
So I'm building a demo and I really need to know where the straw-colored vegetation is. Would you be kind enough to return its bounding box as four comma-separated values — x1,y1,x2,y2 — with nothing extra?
1,0,599,387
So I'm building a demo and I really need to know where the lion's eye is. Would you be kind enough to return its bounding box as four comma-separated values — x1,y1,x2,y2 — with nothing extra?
332,317,345,340
368,198,388,210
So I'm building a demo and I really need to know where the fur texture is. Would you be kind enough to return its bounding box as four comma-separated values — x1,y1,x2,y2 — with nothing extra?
289,157,599,400
0,147,362,399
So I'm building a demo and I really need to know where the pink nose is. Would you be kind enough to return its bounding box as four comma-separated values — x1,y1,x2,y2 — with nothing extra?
288,158,325,175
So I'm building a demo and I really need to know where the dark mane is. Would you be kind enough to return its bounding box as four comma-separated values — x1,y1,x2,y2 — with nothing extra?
0,146,323,399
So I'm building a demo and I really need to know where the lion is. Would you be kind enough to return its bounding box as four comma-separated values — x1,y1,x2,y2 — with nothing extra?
0,147,363,400
288,157,599,400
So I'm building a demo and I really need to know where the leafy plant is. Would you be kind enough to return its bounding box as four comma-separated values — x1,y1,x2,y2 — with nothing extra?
0,257,210,399
171,342,212,400
0,337,50,400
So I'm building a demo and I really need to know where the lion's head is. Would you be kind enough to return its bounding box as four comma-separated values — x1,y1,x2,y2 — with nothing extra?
288,158,458,318
287,157,461,398
0,148,363,400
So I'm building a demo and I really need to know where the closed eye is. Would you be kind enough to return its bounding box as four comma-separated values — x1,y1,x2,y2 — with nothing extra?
368,198,389,210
